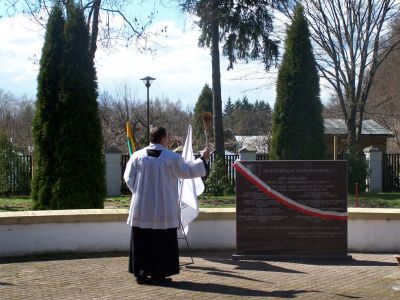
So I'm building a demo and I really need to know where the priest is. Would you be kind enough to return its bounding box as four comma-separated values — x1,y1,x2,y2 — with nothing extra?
124,126,210,284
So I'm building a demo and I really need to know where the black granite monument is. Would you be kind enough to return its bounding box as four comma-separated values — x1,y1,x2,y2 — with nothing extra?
233,160,349,259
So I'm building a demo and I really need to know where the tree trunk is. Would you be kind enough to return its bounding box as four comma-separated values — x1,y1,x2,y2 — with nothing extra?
89,0,101,60
357,108,364,145
346,107,357,152
211,1,224,160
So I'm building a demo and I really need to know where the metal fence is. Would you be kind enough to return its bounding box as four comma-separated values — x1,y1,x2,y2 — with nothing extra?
1,155,32,196
120,152,265,195
224,154,239,187
13,152,398,196
383,153,400,192
205,153,240,189
256,153,269,160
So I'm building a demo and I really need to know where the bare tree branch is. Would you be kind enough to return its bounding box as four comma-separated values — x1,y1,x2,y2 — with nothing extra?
303,0,400,148
3,0,162,57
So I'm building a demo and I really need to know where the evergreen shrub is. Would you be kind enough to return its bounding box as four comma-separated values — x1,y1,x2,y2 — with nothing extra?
348,150,370,194
205,157,234,196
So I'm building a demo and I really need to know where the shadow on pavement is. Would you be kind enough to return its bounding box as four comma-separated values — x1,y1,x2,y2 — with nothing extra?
0,251,128,265
1,250,396,269
287,258,398,267
0,282,14,286
165,281,317,298
197,252,397,268
205,257,306,274
332,293,362,299
184,265,271,283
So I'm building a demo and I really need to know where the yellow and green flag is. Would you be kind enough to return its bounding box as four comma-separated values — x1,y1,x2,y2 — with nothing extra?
126,122,136,156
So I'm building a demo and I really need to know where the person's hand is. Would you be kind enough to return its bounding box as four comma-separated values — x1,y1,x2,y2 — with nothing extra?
201,147,211,160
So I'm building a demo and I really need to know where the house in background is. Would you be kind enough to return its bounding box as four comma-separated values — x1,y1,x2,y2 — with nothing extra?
233,119,393,157
324,119,393,157
234,135,269,154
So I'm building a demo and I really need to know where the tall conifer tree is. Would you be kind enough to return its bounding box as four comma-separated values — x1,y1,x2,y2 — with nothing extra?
32,5,65,209
52,3,105,208
181,0,282,159
270,4,325,160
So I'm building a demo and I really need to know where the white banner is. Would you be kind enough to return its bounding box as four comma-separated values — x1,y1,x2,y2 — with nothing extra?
179,125,205,233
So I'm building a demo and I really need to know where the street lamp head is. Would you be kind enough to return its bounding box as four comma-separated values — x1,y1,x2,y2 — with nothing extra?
140,76,156,145
140,76,156,88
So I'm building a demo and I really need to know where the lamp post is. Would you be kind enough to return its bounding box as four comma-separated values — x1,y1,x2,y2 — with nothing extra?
140,76,156,145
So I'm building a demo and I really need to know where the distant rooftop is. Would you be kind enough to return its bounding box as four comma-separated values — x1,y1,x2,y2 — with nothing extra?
233,119,392,154
324,119,393,136
234,135,269,153
174,145,235,156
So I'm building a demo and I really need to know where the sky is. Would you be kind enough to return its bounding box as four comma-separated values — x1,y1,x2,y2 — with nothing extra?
0,2,332,110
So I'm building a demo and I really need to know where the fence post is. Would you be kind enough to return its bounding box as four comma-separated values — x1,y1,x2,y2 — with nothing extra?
104,146,122,196
239,146,257,161
364,146,382,193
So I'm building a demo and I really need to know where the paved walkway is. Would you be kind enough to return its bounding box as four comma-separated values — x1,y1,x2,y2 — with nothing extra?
1,252,399,299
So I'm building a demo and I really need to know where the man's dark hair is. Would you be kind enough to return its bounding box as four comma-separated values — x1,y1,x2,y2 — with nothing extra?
150,127,167,144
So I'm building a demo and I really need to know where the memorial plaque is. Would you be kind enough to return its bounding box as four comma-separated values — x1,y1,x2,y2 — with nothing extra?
234,160,348,257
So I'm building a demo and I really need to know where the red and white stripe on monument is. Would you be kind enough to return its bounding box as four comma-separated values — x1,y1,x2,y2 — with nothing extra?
233,160,348,221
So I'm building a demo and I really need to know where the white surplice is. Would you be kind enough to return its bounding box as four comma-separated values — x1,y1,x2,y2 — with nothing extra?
124,143,206,229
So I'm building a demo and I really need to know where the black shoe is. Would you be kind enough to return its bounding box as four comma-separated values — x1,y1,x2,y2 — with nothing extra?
136,276,152,285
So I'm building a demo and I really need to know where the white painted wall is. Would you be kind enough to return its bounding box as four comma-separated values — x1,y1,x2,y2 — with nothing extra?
1,212,400,257
179,220,236,250
0,222,130,256
239,150,256,161
348,219,400,252
104,152,122,196
364,147,383,193
0,220,237,257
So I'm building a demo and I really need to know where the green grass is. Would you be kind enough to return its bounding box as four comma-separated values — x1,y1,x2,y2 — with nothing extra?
104,196,131,208
1,192,400,212
0,196,135,212
104,195,236,208
0,196,32,212
0,194,236,212
198,194,236,208
348,192,400,208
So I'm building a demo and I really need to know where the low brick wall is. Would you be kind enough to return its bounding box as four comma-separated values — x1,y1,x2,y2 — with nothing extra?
0,208,399,257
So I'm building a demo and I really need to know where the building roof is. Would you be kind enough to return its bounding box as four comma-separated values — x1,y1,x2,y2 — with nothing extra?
234,135,268,153
324,119,393,136
233,119,391,154
174,145,235,156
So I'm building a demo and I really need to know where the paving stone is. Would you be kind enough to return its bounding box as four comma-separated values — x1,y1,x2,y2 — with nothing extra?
0,252,399,299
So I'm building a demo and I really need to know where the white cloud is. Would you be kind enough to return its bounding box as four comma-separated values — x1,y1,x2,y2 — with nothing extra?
0,13,279,107
0,15,43,96
95,19,278,108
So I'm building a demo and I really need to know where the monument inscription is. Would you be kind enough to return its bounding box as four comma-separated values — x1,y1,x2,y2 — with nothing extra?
235,160,348,256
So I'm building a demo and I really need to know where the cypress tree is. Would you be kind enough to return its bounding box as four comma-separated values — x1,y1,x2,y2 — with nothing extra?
269,5,325,160
32,5,65,209
193,84,214,149
53,3,105,208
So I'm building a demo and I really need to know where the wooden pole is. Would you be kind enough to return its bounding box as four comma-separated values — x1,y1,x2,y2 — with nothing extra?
334,136,337,160
201,112,212,148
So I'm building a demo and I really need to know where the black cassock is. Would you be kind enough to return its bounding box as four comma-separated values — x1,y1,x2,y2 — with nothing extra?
129,227,179,278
